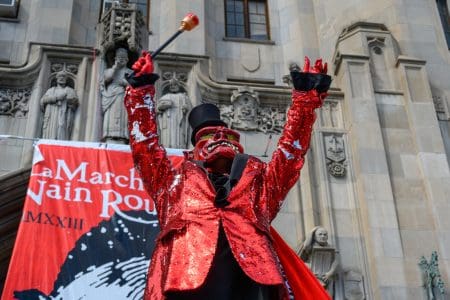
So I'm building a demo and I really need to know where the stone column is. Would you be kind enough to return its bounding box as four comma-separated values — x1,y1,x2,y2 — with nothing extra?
396,56,450,292
334,27,407,297
338,53,406,299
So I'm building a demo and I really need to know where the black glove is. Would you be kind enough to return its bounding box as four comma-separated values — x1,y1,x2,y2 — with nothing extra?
125,72,160,88
290,71,331,93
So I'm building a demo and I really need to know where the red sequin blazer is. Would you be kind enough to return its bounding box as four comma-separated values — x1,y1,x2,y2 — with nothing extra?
124,84,324,299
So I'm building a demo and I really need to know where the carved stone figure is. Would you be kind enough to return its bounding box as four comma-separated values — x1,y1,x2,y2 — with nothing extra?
298,226,339,296
101,48,132,143
156,72,192,149
157,93,191,149
40,71,78,140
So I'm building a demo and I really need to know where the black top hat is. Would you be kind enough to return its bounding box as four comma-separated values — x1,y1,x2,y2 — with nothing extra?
188,103,227,145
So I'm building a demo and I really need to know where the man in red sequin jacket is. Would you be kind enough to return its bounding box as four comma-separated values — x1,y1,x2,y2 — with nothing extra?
124,52,331,300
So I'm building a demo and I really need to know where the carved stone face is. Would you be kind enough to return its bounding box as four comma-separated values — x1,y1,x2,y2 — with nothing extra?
115,49,129,67
193,126,244,164
314,227,328,246
56,72,68,86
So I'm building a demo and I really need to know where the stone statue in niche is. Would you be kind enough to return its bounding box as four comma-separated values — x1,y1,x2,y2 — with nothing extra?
101,48,132,143
156,72,192,149
230,86,259,131
298,226,339,297
40,71,78,140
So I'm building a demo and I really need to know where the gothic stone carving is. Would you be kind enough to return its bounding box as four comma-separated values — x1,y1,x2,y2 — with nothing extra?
40,71,79,140
324,134,347,177
101,48,132,143
258,106,286,133
161,71,188,94
100,2,145,54
220,86,286,133
51,62,79,76
0,88,31,117
298,226,339,296
230,86,260,130
220,104,286,134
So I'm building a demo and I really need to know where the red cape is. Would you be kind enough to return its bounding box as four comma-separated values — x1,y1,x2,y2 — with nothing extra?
270,227,331,300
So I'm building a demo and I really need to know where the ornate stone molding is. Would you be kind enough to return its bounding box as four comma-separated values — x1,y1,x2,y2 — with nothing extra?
48,61,79,87
100,2,145,54
219,86,286,133
324,134,347,177
0,43,93,88
0,87,32,117
229,86,260,130
51,62,79,75
161,71,188,94
220,104,286,133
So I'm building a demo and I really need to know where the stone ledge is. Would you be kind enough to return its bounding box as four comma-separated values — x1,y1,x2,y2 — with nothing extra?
223,37,275,45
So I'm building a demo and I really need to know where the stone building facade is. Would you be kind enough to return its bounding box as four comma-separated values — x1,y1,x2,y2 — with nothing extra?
1,0,450,299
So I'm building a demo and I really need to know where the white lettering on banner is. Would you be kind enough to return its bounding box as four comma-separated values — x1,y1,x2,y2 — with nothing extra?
100,190,158,225
27,180,46,205
55,160,88,182
28,158,157,225
30,160,145,191
27,180,93,205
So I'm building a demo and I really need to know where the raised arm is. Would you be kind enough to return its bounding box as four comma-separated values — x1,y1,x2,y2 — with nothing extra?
265,57,331,221
124,51,174,207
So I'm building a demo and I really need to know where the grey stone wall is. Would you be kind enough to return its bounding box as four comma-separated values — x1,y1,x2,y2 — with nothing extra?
1,0,450,299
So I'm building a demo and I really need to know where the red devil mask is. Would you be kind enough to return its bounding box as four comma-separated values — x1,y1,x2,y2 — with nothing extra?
193,126,244,164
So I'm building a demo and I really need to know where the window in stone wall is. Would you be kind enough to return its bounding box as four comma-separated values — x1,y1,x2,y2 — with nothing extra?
0,0,19,19
225,0,270,40
437,0,450,48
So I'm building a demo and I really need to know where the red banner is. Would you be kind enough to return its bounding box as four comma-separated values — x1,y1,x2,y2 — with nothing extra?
2,141,183,300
